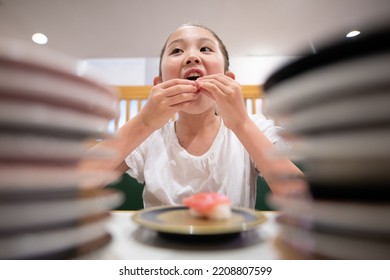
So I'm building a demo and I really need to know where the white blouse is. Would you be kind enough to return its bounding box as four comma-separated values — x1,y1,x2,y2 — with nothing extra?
125,114,282,208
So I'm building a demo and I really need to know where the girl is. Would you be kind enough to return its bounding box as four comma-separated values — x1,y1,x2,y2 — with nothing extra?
87,23,305,208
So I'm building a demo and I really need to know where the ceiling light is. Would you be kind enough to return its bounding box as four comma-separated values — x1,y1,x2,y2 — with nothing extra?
32,33,48,44
346,30,360,38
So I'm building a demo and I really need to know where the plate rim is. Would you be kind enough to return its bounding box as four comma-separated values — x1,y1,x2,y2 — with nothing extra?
0,36,117,98
264,26,390,91
264,52,390,117
267,194,390,233
132,205,267,235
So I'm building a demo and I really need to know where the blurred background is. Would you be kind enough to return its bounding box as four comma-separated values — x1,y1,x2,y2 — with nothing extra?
1,0,389,86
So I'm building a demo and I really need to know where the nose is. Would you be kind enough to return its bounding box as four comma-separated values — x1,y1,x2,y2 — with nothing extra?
185,54,200,65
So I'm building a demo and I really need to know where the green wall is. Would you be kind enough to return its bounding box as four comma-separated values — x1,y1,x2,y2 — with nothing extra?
106,173,273,211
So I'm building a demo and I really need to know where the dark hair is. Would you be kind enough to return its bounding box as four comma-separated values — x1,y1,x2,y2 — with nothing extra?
158,23,230,77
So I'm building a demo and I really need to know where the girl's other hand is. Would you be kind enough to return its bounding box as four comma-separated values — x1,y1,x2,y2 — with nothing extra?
196,74,249,130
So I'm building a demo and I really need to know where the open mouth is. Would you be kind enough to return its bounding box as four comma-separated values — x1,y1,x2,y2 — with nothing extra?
185,72,202,81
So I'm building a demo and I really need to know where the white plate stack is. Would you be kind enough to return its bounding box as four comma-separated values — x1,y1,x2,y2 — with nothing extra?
0,37,123,259
264,26,390,259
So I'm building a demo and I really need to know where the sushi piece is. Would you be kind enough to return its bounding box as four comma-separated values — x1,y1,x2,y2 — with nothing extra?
182,192,232,220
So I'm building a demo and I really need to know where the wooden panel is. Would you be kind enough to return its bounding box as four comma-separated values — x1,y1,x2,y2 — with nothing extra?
117,85,263,100
119,85,152,99
241,85,264,99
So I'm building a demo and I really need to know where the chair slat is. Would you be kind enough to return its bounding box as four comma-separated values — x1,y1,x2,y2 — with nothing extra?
115,85,263,128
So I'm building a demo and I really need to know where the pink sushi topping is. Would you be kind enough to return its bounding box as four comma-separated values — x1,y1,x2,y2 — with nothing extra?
182,192,231,215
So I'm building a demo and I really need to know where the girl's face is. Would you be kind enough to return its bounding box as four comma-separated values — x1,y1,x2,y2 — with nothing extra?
159,26,226,114
160,26,226,81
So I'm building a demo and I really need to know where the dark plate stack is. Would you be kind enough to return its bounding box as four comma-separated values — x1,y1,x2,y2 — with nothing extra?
264,26,390,259
0,37,123,259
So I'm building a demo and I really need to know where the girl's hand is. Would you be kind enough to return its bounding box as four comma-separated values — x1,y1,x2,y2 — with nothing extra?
196,74,249,130
138,79,199,131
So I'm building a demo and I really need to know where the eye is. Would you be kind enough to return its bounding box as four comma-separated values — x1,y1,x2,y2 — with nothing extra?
169,48,183,55
200,46,213,52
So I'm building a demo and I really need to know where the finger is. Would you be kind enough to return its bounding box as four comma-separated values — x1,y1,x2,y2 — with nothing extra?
158,78,196,89
198,74,233,86
197,79,230,98
196,82,226,105
166,92,199,107
155,79,199,98
164,84,199,97
170,99,197,110
199,75,241,97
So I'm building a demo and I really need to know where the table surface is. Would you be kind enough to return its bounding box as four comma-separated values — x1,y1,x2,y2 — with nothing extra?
80,210,307,260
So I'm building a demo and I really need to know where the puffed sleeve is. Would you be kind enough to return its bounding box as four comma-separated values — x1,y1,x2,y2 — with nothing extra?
125,144,146,184
250,114,283,144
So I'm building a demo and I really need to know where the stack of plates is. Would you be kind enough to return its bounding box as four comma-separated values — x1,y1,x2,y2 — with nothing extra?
263,26,390,259
0,37,123,259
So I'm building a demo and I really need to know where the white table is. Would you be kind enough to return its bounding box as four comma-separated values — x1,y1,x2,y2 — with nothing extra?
81,210,304,260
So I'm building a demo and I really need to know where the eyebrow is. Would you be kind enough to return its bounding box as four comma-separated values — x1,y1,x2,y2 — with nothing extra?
167,37,218,49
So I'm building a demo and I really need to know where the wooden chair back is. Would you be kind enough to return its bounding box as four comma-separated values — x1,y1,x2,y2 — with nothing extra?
114,85,264,130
